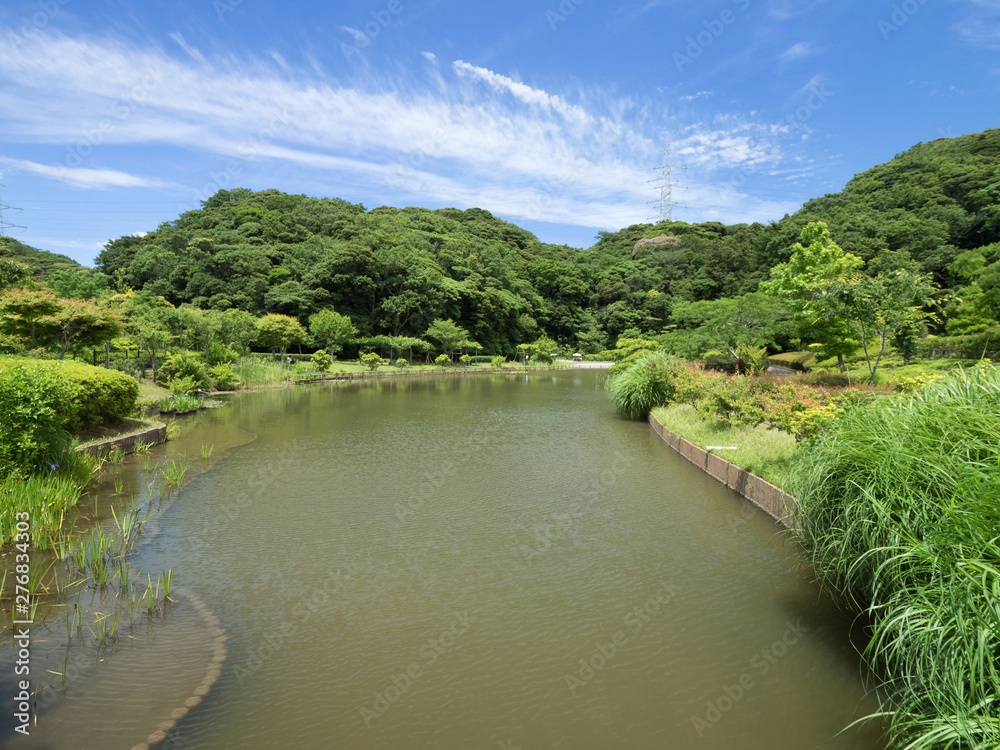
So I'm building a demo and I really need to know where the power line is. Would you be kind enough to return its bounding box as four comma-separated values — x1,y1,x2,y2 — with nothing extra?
647,145,687,223
0,186,26,237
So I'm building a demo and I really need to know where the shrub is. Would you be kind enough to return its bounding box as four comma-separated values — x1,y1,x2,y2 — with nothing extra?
311,349,332,372
395,358,408,368
362,352,383,370
459,354,472,365
0,362,68,473
607,350,686,420
157,350,210,390
208,340,240,365
169,374,200,396
209,363,238,390
491,355,506,368
434,353,450,366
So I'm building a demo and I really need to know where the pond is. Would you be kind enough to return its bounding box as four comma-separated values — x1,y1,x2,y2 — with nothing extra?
1,370,884,749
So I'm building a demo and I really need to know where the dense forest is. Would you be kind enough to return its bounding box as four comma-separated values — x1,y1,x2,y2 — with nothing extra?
4,127,1000,358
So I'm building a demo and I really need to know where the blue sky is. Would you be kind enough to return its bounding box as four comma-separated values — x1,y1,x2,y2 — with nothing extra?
0,0,997,266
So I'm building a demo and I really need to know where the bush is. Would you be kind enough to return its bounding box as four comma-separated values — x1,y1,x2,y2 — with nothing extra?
607,351,687,419
434,353,450,366
459,354,472,365
362,352,383,370
209,363,238,390
491,355,506,368
157,350,210,390
311,349,332,372
395,358,408,368
0,362,68,473
0,357,139,472
208,340,240,365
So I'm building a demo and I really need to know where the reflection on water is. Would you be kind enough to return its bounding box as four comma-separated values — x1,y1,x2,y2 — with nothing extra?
0,372,884,749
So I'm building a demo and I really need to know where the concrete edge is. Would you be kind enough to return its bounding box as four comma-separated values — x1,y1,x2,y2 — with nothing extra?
75,420,168,459
647,412,798,530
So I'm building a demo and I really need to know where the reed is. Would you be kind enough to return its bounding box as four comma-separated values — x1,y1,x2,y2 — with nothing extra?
789,366,1000,749
606,350,684,420
160,459,189,488
200,443,214,460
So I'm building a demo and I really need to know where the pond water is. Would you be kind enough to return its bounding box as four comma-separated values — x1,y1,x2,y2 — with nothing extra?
1,370,885,749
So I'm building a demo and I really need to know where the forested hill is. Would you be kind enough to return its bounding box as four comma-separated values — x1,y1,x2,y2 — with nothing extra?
0,236,82,278
759,127,1000,287
76,126,1000,352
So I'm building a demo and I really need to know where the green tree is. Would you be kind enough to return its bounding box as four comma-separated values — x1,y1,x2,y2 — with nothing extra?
423,318,469,361
220,308,259,357
309,308,358,357
665,293,794,360
54,299,123,360
0,286,61,348
256,313,306,360
828,271,936,384
760,221,865,372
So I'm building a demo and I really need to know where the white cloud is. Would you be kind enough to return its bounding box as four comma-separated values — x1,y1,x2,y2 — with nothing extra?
0,156,172,189
168,32,206,64
0,31,808,231
421,51,438,64
780,42,817,60
679,91,712,102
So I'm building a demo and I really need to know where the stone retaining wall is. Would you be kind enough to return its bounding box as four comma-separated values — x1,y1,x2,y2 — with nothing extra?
647,413,797,529
76,420,167,459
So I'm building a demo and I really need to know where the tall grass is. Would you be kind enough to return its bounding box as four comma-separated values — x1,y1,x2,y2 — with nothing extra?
231,356,291,387
788,366,1000,749
606,350,683,419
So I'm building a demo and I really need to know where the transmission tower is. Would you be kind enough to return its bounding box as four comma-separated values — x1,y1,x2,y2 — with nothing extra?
0,187,25,238
647,145,686,223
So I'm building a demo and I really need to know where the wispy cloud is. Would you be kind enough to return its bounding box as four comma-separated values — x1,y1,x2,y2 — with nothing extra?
954,0,1000,48
780,41,817,60
168,32,205,64
0,156,173,189
0,31,807,231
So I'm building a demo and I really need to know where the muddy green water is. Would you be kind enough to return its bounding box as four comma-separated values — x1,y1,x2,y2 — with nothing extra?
2,370,885,749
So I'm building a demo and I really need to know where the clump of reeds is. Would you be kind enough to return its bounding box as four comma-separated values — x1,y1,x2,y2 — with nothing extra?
788,365,1000,749
606,350,682,420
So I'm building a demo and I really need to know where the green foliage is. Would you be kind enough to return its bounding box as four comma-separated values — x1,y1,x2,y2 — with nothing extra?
256,313,306,357
458,354,472,365
788,366,1000,748
491,355,506,368
0,362,68,473
207,339,239,365
309,308,357,355
169,375,200,397
394,358,408,368
434,353,450,366
310,348,332,372
157,350,210,390
607,350,690,420
424,318,469,355
209,363,238,390
361,352,382,370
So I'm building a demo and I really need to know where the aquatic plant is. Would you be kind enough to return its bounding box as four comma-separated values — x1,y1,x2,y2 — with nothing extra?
200,443,214,460
789,366,1000,749
606,350,683,420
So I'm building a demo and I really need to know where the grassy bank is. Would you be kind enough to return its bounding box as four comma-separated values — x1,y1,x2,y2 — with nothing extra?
651,404,801,487
787,368,1000,749
616,354,1000,748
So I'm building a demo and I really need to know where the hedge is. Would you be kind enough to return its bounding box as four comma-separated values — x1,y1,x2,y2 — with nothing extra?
0,357,138,432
